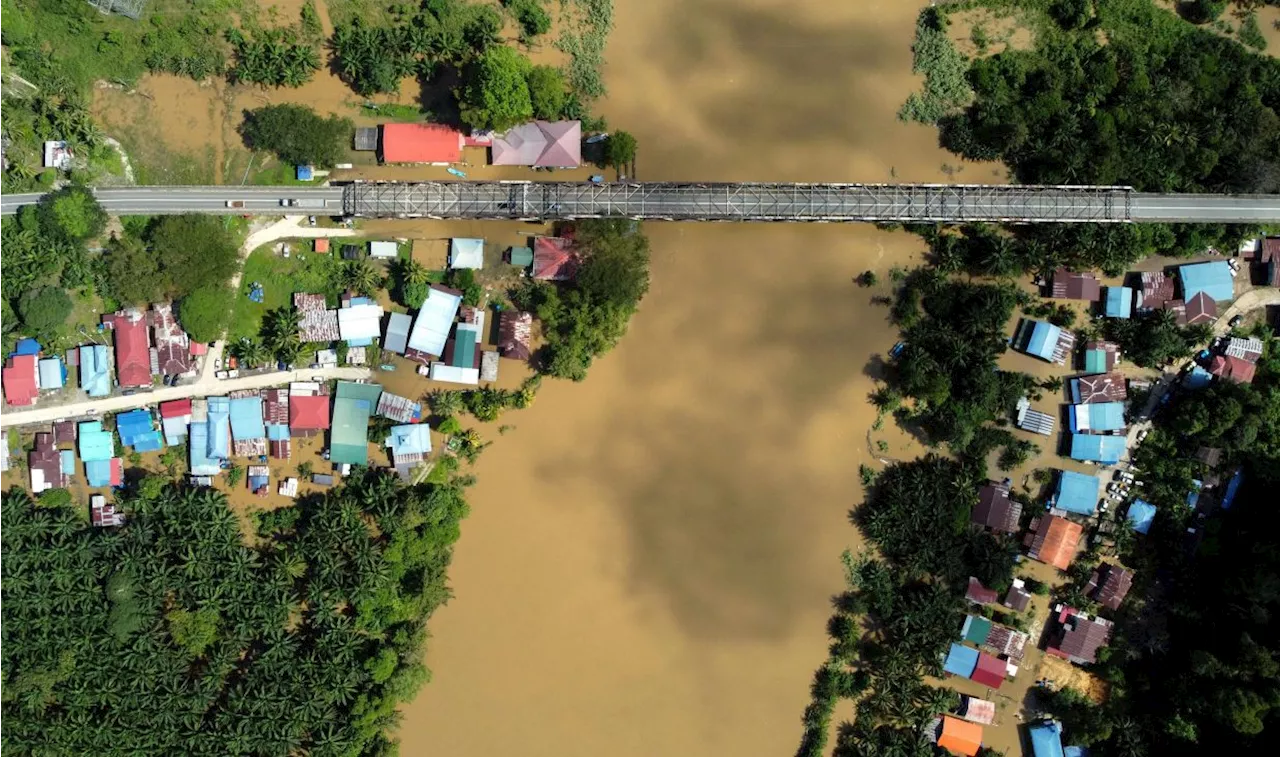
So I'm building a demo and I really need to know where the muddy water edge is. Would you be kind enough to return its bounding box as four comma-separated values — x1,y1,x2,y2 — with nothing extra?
393,1,994,755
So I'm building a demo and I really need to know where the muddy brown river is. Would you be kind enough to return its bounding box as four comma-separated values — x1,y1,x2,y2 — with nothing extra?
394,1,995,754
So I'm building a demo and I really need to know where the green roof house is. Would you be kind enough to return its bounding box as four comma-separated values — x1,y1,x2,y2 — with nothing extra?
509,245,534,267
329,382,382,465
961,615,993,645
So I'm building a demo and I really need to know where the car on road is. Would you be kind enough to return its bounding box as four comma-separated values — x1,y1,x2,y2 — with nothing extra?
215,370,229,379
226,200,245,208
1229,315,1244,328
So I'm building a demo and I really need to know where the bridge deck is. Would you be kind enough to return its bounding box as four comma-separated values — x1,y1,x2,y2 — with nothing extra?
343,182,1133,223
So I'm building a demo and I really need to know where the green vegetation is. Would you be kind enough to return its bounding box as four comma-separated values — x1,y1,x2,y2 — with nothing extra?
17,288,73,342
526,64,569,120
604,130,637,172
557,0,614,103
392,257,433,308
1104,310,1211,368
899,7,971,123
1,470,471,754
261,307,304,366
97,213,241,316
444,268,483,307
179,285,233,344
226,25,321,88
39,185,107,243
1238,11,1268,50
513,219,651,381
240,104,354,168
503,0,552,42
458,46,535,131
1,84,113,190
226,245,350,341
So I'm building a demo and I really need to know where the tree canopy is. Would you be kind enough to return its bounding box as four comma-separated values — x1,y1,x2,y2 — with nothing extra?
1104,310,1211,369
604,131,638,171
147,215,239,298
17,287,73,340
240,104,353,168
1,469,471,754
37,185,107,243
457,46,534,131
178,285,232,343
102,234,165,307
526,64,568,120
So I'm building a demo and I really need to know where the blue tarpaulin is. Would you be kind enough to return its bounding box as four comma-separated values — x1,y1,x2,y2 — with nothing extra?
12,338,40,356
943,643,979,678
1183,365,1214,390
296,165,313,181
1127,500,1157,534
1221,470,1244,510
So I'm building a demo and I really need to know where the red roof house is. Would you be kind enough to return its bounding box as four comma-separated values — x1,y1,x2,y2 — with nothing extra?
965,577,999,605
104,310,153,388
289,394,331,433
498,310,533,360
160,399,193,418
314,238,330,253
970,652,1006,689
1209,355,1255,384
1051,269,1101,301
3,353,39,406
380,123,463,164
1183,292,1217,325
151,302,193,376
532,236,579,281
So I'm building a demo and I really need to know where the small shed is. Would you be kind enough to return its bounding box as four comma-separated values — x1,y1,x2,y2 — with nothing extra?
509,245,534,267
449,238,485,269
296,165,314,181
314,238,330,253
480,350,499,382
369,241,398,259
354,127,378,151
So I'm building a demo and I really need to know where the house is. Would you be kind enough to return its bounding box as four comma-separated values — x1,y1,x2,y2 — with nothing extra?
1208,354,1255,384
957,696,996,725
188,422,220,477
1082,341,1119,373
103,309,154,388
1051,270,1100,301
1165,291,1217,326
985,624,1029,660
206,397,232,461
1070,372,1126,404
1069,401,1125,434
43,140,73,169
972,481,1022,533
78,421,115,463
445,322,482,370
295,293,341,342
1087,563,1134,611
385,424,432,479
317,349,338,367
383,312,413,355
53,420,76,445
289,383,331,436
429,362,480,385
943,643,980,678
90,494,125,527
961,615,993,645
966,577,999,605
532,236,579,281
1015,397,1055,435
1054,471,1102,516
1069,434,1126,464
3,353,39,406
376,392,422,424
28,433,64,493
160,399,192,446
79,345,111,397
1126,500,1157,535
229,394,266,458
85,457,124,488
338,301,385,346
247,465,270,496
480,350,499,382
406,285,463,363
380,123,463,164
509,245,534,267
491,120,582,168
1028,720,1066,757
354,127,378,151
265,389,291,459
1047,607,1113,664
449,238,484,269
971,652,1006,689
1179,261,1234,302
1013,319,1075,364
38,357,65,390
498,311,534,360
314,238,330,253
369,241,398,259
1103,286,1133,318
936,715,982,757
1139,271,1174,311
1195,446,1222,468
1224,336,1264,363
1003,579,1033,612
151,302,194,376
330,381,381,465
117,409,164,452
1027,513,1083,570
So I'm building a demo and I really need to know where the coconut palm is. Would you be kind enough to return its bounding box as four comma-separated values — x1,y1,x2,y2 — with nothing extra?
229,337,269,367
341,260,383,296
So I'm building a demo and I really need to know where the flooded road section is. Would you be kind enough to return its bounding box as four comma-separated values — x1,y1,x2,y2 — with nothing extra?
394,2,969,754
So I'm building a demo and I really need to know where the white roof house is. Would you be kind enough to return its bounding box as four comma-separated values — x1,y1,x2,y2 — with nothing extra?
43,141,73,169
429,363,480,385
337,303,384,342
369,241,398,259
450,238,484,269
406,286,462,362
317,349,338,367
383,312,412,354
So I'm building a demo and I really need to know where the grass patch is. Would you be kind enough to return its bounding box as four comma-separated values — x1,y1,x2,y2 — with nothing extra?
249,160,323,186
228,245,347,341
356,101,425,122
899,6,972,123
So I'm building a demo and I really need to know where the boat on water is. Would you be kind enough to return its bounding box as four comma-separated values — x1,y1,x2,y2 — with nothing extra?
447,167,467,178
379,364,396,371
889,341,907,358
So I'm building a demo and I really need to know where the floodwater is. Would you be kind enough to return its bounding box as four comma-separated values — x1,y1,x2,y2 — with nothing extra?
394,1,997,756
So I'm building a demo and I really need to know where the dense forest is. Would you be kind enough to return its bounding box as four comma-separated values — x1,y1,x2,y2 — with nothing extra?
1,469,470,754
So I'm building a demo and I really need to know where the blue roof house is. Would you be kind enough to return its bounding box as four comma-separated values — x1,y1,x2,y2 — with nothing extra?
1069,402,1125,433
1103,287,1133,319
1016,320,1063,362
1029,720,1066,757
78,421,115,462
1221,470,1244,510
38,357,66,389
59,450,76,478
1054,471,1102,515
12,338,40,356
1179,261,1234,302
206,398,231,459
229,395,266,441
79,345,111,397
943,643,980,678
188,423,221,476
1127,500,1157,534
116,409,163,452
386,424,432,458
1069,434,1126,464
296,165,313,181
1183,365,1213,390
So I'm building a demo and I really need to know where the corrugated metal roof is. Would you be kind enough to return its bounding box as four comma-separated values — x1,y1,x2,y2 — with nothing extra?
383,312,412,354
451,324,479,368
1179,261,1234,302
407,285,462,360
449,238,484,269
1069,434,1126,463
1055,471,1101,515
229,396,266,441
329,397,371,465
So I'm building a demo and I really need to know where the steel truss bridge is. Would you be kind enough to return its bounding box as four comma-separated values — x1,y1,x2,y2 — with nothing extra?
1,183,1278,223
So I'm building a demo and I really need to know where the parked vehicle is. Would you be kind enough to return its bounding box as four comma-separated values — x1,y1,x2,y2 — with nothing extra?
1229,315,1244,328
215,370,229,379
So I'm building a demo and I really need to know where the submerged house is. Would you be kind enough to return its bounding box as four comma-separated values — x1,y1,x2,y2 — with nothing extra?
972,481,1022,534
1070,372,1127,404
1087,563,1134,610
405,285,463,364
385,424,432,479
491,120,582,168
1069,433,1127,464
1047,607,1113,665
380,123,463,165
1053,471,1102,516
1103,286,1133,319
329,381,381,466
1013,319,1075,364
498,310,533,360
1069,401,1125,433
289,382,331,437
230,393,267,457
1026,512,1083,571
1051,269,1100,301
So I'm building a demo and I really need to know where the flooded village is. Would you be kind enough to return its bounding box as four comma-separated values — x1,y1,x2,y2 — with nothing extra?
4,1,1280,756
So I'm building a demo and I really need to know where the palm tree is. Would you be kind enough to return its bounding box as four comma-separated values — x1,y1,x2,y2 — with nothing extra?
230,337,269,367
342,260,382,296
427,389,464,418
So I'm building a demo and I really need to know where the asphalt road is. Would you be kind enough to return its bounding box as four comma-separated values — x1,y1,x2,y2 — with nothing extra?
4,184,1279,223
